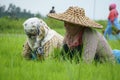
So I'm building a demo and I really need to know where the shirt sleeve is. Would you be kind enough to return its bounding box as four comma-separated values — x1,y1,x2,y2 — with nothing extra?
82,28,98,63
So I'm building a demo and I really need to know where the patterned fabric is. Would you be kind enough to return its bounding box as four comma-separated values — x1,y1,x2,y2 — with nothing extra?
22,42,32,59
22,30,63,60
22,17,63,60
43,34,63,57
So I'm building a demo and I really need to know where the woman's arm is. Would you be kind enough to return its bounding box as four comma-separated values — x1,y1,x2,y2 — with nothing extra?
82,28,98,63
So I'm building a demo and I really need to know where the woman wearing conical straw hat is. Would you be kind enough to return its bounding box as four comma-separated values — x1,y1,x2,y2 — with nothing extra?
48,6,115,63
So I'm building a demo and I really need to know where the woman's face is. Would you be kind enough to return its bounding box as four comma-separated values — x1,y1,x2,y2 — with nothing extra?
64,22,83,29
64,22,69,27
64,22,77,28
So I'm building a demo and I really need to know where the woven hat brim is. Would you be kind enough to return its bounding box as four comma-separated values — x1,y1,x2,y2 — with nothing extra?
48,13,103,29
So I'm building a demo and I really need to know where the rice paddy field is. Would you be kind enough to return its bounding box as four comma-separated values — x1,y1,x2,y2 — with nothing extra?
0,17,120,80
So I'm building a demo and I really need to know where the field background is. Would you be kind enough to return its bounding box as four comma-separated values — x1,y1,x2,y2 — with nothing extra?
0,17,120,80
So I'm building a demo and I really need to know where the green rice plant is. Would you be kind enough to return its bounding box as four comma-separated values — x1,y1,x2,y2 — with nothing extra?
97,20,107,29
1,34,120,80
0,18,120,80
44,18,64,29
0,17,65,35
0,17,25,34
108,40,120,49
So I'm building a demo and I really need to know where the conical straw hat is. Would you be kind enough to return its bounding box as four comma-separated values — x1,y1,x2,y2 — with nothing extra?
48,6,103,29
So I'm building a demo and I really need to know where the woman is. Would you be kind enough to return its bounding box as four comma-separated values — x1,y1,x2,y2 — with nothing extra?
104,3,120,38
48,6,115,63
